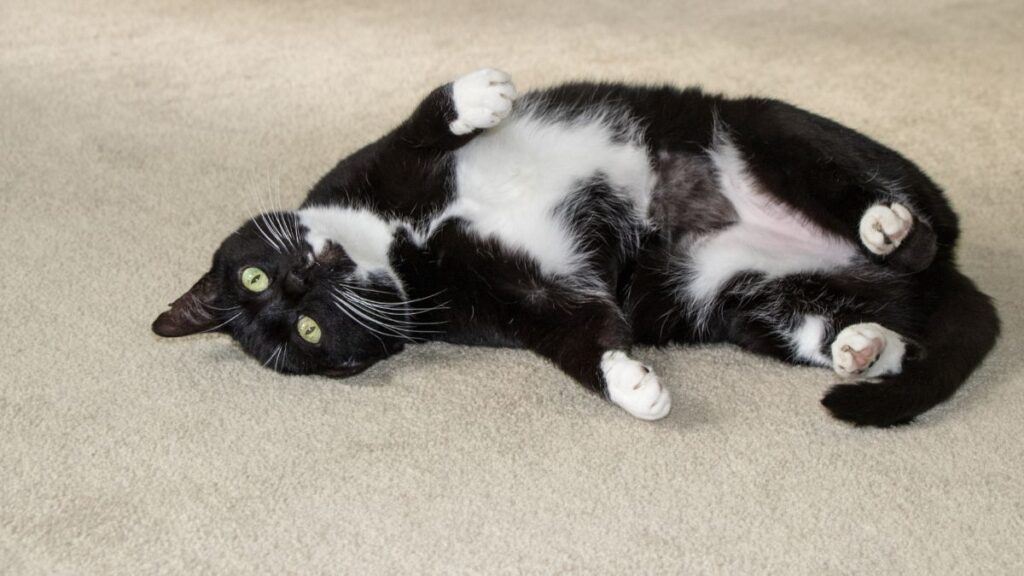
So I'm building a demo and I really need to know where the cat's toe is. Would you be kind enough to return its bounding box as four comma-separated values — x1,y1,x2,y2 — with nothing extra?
449,68,517,136
859,202,913,256
831,323,906,379
600,351,672,421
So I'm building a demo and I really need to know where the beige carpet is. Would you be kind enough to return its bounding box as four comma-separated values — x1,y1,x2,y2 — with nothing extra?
2,0,1023,573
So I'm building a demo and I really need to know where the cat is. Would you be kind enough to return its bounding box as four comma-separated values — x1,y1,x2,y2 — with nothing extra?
152,68,999,427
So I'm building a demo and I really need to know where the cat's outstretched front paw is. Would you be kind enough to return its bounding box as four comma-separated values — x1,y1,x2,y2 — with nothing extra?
831,322,906,379
449,68,516,136
600,351,671,421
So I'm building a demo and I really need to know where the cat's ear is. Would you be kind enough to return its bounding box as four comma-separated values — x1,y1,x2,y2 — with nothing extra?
152,271,223,337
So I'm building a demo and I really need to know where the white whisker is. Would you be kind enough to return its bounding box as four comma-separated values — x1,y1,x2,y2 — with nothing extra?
331,288,448,326
270,199,294,251
331,291,444,338
255,186,290,253
336,281,450,311
339,297,446,332
199,311,243,334
331,295,412,339
269,179,301,252
275,343,287,372
331,283,397,296
330,297,390,346
247,188,285,253
274,187,302,251
263,344,282,368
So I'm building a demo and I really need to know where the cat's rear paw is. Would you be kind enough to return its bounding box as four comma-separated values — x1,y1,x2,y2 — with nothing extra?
449,68,516,136
600,351,671,421
859,202,937,272
831,322,906,379
860,203,913,255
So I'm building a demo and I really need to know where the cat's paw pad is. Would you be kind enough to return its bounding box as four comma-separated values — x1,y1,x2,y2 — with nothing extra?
600,351,671,421
449,68,516,136
859,202,914,256
831,323,906,379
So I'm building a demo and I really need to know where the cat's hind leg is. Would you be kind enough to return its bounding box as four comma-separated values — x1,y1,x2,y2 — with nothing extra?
719,100,950,273
700,273,950,427
682,272,923,379
723,309,916,382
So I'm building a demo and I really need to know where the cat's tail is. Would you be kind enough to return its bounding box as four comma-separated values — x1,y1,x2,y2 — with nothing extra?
821,262,1000,427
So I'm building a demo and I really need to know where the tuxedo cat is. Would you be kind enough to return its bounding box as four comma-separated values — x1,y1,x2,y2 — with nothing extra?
153,69,999,427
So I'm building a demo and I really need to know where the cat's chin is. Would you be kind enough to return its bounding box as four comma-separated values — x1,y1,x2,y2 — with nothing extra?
320,358,380,379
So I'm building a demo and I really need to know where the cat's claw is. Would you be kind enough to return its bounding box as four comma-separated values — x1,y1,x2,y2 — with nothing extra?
449,68,516,136
860,202,914,256
601,351,671,421
831,322,906,379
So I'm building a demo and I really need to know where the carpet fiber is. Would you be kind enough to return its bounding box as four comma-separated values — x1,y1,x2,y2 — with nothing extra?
2,0,1023,573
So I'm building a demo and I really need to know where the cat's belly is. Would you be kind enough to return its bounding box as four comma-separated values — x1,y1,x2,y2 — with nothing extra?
684,220,857,303
429,107,655,278
671,137,858,308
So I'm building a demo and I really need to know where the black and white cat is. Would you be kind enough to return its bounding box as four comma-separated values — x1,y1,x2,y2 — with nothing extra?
153,69,999,427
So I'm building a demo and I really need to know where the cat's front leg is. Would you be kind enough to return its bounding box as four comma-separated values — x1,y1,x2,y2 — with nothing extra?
513,297,672,421
447,68,516,136
600,350,672,421
398,68,516,149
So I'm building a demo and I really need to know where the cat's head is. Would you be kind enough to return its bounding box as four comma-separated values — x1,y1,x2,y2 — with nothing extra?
152,207,417,377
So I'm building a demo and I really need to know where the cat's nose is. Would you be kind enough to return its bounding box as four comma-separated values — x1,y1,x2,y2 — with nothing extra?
283,270,309,297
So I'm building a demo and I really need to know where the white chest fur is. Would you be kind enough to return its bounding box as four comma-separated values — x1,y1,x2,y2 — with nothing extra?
431,110,655,278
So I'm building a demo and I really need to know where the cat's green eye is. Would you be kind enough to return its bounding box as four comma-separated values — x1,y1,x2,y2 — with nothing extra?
297,315,322,345
241,266,269,293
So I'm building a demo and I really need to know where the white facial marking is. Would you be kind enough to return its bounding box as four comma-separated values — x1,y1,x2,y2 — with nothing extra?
449,68,517,136
859,202,914,255
831,322,907,379
436,107,654,280
600,351,671,421
680,136,857,324
790,314,831,366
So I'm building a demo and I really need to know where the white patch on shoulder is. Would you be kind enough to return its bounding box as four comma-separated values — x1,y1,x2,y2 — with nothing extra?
433,107,654,280
449,68,517,136
600,350,671,421
831,322,906,379
789,314,831,366
680,135,857,321
298,206,401,285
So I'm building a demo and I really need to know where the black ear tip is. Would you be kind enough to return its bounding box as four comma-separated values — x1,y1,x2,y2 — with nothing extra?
152,310,185,337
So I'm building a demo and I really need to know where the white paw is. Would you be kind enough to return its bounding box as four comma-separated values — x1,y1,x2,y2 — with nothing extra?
600,351,671,421
831,323,906,379
449,68,516,136
859,202,914,255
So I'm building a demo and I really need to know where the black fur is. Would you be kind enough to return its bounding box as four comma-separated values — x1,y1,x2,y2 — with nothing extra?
820,262,999,426
153,75,999,427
